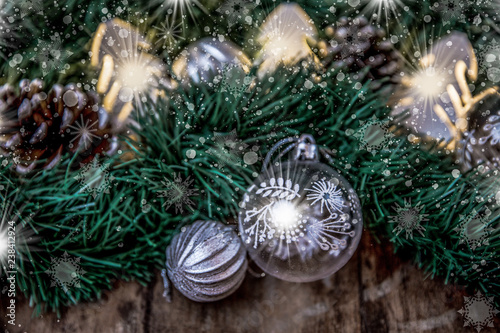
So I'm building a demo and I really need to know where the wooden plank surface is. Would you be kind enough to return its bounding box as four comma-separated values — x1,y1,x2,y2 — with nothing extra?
1,232,494,333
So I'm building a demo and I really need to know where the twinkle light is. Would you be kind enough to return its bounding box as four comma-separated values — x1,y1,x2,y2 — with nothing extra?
411,65,446,99
0,193,12,272
119,61,155,93
255,3,319,77
161,0,208,23
362,0,406,26
398,52,451,122
153,17,185,52
392,32,478,142
393,31,500,153
91,18,166,120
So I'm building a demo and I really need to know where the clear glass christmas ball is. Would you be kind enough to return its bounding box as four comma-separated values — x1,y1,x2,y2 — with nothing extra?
238,159,363,282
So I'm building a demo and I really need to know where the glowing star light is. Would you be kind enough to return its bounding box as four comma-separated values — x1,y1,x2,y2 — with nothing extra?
153,0,209,26
255,3,319,78
91,19,167,121
271,201,299,230
391,32,498,144
362,0,406,26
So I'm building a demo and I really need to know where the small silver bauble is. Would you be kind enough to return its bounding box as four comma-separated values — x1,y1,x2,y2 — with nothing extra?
163,220,248,302
238,135,363,283
172,37,251,87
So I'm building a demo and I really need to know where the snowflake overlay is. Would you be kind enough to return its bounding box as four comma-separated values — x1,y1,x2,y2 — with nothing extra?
477,39,500,83
157,173,199,214
454,210,494,251
206,129,249,169
33,33,73,77
353,116,395,156
241,178,355,251
331,17,370,60
389,199,428,239
458,291,499,332
216,0,257,28
18,0,44,18
154,17,184,51
219,64,252,99
45,252,86,293
74,158,115,198
431,0,466,26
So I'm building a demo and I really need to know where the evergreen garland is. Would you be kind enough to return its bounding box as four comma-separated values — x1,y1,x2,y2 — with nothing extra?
0,0,498,315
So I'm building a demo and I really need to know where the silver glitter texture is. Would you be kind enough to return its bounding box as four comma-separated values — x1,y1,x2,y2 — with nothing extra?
165,220,248,302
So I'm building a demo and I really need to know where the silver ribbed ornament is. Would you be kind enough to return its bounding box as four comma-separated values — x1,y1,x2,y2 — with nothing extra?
162,220,248,302
171,37,251,87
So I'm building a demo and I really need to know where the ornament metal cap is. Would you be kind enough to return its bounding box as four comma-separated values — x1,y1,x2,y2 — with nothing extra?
293,134,319,162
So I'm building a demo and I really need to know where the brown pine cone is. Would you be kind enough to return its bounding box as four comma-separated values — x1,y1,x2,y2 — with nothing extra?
318,16,402,87
0,79,118,174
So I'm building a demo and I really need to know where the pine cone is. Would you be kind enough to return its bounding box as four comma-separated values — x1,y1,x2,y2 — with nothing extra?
0,79,118,174
319,16,402,87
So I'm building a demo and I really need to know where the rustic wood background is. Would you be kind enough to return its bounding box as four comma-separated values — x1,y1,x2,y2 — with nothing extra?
1,232,497,333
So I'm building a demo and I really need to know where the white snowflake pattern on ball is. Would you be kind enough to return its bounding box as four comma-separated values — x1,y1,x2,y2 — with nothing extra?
242,178,355,252
306,179,345,215
243,177,301,249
